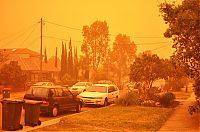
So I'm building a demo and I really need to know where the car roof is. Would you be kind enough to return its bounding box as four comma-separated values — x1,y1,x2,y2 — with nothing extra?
75,82,91,83
30,85,66,89
36,81,52,83
92,84,115,87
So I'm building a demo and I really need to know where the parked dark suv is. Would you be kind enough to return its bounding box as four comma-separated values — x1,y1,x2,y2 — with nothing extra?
24,85,82,117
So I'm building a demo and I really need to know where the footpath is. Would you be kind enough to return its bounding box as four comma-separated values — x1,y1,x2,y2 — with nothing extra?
159,92,200,132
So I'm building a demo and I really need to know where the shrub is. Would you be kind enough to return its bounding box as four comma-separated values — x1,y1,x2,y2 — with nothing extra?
194,79,200,97
165,77,189,91
115,92,142,106
159,92,175,107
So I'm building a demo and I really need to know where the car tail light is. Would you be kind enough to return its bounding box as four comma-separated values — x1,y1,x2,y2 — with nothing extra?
42,101,49,106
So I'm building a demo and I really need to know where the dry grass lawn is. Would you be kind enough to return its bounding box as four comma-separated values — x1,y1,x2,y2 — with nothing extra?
36,105,174,131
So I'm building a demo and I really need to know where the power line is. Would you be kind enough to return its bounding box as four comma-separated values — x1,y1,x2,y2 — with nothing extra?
43,35,171,46
43,19,166,39
43,20,82,31
42,36,82,43
151,44,171,51
0,23,39,48
0,22,39,42
136,41,171,45
19,24,38,47
109,34,165,39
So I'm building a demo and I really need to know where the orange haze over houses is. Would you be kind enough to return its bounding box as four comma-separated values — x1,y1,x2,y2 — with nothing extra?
0,0,177,59
0,48,61,82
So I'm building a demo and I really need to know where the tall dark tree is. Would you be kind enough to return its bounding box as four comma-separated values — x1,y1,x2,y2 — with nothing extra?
55,47,58,68
112,34,137,83
82,20,109,72
44,47,47,63
74,46,78,81
68,38,73,78
61,41,67,78
64,43,68,74
159,0,200,96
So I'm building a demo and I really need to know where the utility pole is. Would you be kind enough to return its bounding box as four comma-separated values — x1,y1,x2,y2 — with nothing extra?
40,18,43,81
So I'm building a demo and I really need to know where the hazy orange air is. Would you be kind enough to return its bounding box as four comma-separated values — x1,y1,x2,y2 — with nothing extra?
0,0,179,59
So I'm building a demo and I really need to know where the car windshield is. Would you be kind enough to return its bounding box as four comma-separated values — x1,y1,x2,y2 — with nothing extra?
33,82,47,86
97,80,113,84
74,82,86,86
86,86,107,93
26,87,49,98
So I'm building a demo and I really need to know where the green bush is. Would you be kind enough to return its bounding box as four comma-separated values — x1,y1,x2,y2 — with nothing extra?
115,92,142,106
159,92,175,107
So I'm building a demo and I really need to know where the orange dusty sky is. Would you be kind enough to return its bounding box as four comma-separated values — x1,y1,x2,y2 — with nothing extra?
0,0,180,59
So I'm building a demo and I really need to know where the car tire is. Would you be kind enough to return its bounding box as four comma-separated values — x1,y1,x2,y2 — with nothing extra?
103,98,108,107
76,103,81,113
52,106,58,117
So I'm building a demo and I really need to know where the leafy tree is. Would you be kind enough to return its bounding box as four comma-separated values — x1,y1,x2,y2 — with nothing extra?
130,52,162,88
129,52,163,98
159,0,200,95
82,20,109,73
0,51,8,63
0,61,27,88
112,34,137,83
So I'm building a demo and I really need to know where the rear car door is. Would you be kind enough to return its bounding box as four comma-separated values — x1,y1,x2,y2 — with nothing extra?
53,88,66,110
62,88,77,109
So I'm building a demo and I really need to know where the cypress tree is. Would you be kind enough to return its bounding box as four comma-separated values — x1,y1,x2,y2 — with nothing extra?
74,46,78,81
55,47,57,68
68,38,73,78
64,43,68,75
44,47,47,63
61,41,65,78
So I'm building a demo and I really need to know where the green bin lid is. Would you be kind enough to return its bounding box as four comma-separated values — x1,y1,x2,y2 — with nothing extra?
0,98,24,103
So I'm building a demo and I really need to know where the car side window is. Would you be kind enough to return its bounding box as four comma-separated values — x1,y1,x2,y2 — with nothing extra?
49,89,55,97
63,89,73,98
114,86,118,91
108,86,116,93
54,88,63,97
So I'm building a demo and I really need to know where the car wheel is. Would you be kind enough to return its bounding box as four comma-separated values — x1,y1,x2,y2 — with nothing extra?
104,98,108,107
76,103,81,113
52,106,58,117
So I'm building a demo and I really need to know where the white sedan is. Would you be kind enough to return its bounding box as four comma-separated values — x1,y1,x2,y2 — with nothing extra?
78,84,119,106
69,82,92,95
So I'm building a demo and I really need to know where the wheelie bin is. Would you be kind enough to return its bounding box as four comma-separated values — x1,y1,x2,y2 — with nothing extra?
1,99,24,131
23,99,43,127
2,88,11,98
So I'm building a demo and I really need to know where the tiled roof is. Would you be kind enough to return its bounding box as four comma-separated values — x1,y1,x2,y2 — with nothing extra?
0,48,40,57
0,48,60,72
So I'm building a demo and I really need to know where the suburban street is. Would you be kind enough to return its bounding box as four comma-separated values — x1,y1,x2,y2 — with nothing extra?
0,90,120,128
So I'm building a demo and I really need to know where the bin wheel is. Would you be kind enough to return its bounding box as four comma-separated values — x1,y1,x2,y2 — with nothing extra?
76,103,81,113
19,124,23,130
38,120,41,125
52,106,58,117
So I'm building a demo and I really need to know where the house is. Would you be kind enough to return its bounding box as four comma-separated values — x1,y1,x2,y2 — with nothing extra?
0,48,61,83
